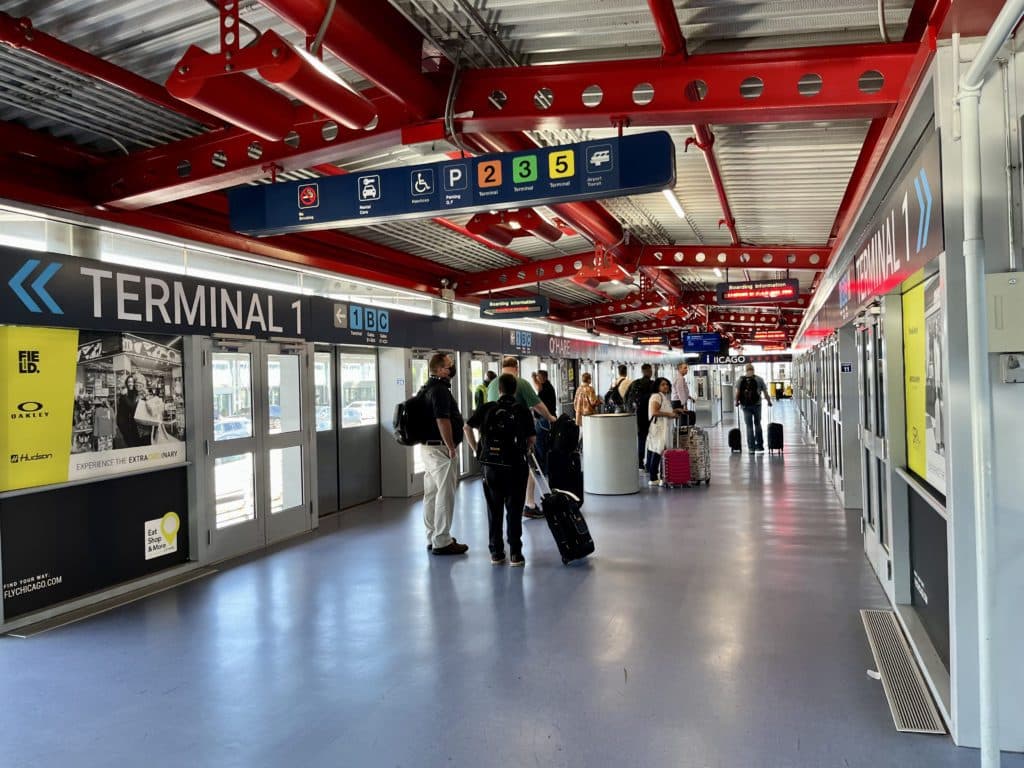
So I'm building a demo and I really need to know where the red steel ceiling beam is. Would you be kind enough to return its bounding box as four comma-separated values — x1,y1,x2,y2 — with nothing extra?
638,244,829,270
568,291,814,323
0,12,217,128
647,0,687,57
453,43,920,132
623,309,804,336
460,245,828,295
89,90,415,209
0,119,102,172
644,1,742,247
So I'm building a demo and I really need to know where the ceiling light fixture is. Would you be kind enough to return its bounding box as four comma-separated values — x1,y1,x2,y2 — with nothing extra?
662,189,686,219
713,267,723,278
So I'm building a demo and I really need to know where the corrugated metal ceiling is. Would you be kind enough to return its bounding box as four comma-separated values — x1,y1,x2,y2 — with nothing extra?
0,0,904,327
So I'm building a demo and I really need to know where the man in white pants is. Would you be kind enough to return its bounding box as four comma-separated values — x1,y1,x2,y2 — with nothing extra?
420,352,468,556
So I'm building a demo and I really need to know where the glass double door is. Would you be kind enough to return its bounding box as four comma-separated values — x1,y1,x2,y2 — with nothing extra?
204,340,313,562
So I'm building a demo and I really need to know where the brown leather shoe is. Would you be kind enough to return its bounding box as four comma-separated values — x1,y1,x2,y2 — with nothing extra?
431,541,469,556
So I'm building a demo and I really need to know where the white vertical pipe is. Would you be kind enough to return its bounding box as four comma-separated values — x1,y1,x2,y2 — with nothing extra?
955,1,1024,763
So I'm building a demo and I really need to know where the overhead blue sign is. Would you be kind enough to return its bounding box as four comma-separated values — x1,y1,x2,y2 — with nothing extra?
229,132,676,236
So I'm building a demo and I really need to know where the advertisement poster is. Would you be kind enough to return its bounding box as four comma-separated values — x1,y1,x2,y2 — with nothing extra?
903,274,946,494
0,327,186,492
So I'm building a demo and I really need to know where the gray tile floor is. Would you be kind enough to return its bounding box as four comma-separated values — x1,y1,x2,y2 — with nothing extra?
2,403,1019,767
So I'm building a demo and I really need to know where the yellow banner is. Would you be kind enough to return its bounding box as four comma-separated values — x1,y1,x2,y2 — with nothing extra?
903,283,927,480
0,327,78,491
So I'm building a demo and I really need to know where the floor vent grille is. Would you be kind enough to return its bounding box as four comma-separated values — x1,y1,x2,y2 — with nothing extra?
860,609,945,734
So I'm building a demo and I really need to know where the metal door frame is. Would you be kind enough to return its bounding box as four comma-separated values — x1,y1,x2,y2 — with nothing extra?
200,338,314,564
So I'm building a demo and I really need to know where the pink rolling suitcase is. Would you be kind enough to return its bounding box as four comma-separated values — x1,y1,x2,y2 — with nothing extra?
661,427,692,487
661,448,691,487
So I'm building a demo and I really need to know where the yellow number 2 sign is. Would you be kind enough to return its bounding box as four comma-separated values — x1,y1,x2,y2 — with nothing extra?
549,150,575,180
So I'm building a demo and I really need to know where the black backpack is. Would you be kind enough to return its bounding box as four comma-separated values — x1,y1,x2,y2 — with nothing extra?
478,398,522,466
393,387,432,445
549,413,580,454
603,380,625,412
737,376,761,407
626,378,654,414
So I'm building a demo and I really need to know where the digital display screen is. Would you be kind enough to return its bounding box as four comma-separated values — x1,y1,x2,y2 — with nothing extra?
682,332,722,353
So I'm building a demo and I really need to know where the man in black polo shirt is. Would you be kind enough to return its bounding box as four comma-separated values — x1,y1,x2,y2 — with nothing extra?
464,374,536,567
421,352,468,556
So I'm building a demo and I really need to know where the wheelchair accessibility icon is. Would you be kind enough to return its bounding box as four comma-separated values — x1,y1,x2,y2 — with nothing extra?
411,169,435,196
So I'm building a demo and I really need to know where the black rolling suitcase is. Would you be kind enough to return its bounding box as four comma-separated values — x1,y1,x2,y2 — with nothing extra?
547,448,584,505
529,453,594,565
729,428,742,453
677,410,697,427
767,405,784,454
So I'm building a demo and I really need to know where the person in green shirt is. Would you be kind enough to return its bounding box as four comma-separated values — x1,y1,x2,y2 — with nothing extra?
487,356,556,517
474,371,496,411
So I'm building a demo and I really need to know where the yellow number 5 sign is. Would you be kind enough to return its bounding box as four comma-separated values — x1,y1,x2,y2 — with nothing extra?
549,150,575,179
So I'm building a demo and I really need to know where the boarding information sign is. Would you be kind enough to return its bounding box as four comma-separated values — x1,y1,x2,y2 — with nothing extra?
229,132,676,236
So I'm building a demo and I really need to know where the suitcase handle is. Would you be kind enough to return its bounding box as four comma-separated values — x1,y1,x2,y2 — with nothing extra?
527,451,553,498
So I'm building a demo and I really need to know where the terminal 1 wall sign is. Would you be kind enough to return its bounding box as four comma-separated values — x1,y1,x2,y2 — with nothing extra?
716,279,800,305
479,296,550,319
229,132,677,235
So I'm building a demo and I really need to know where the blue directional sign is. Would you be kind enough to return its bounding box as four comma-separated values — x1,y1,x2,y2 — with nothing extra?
8,259,63,315
229,131,677,236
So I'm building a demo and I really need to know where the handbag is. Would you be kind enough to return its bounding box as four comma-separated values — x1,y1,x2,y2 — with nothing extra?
134,397,165,427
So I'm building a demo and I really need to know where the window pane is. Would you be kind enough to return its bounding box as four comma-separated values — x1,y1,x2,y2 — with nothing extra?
267,354,301,434
212,352,253,441
270,446,304,513
215,453,255,528
340,353,378,428
314,352,333,431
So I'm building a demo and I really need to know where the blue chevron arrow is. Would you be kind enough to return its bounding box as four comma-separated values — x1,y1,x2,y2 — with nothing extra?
914,176,926,253
7,260,64,314
9,259,42,313
919,168,933,251
31,262,63,314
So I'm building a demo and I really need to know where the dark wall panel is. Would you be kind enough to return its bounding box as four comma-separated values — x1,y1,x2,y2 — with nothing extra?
908,489,950,670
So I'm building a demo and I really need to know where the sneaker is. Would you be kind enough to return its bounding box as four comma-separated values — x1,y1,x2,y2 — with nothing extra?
509,554,525,567
523,506,545,519
432,541,469,556
490,552,506,565
648,479,660,487
755,447,765,453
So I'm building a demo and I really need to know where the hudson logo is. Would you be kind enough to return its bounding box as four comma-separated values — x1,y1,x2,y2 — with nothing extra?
10,452,53,464
18,350,40,374
11,401,48,420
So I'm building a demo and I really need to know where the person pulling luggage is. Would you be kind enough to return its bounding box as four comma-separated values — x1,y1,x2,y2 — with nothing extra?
465,374,537,567
735,363,772,454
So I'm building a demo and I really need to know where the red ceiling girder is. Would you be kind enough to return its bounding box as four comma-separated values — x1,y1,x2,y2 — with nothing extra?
89,90,413,208
453,43,920,132
638,244,828,270
647,0,687,57
623,308,804,336
567,291,814,323
0,11,217,128
459,245,828,295
0,119,100,171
